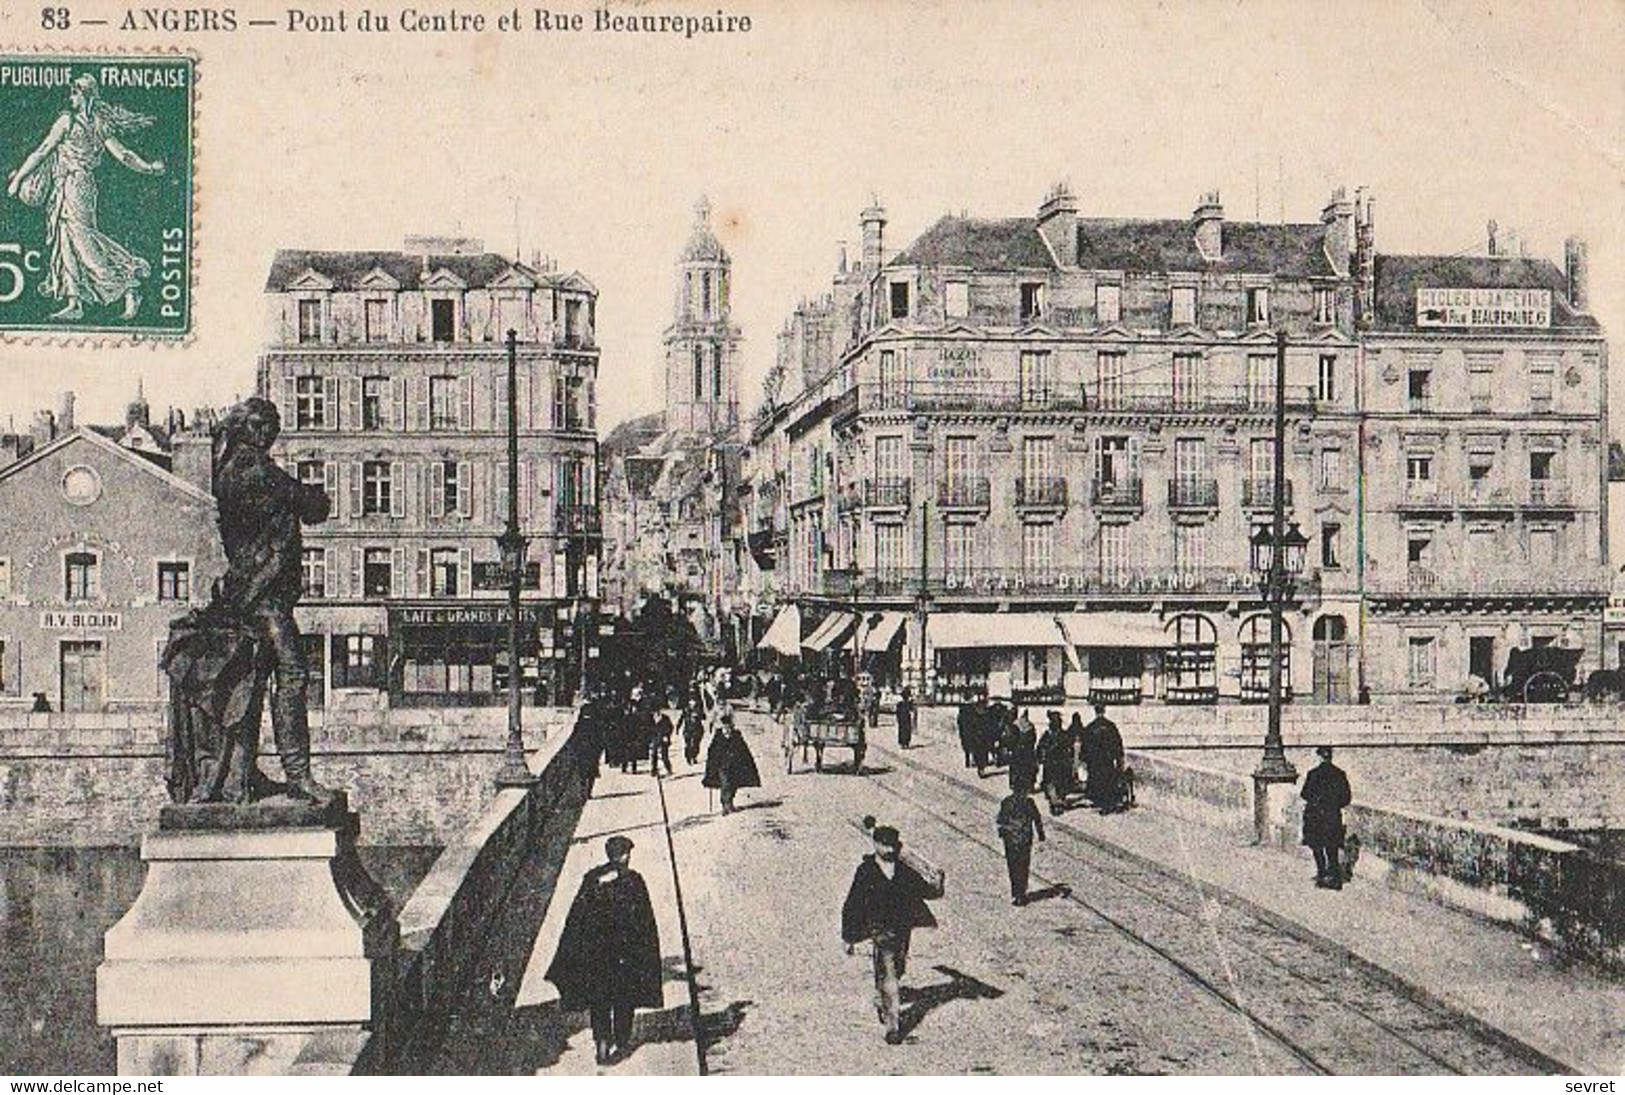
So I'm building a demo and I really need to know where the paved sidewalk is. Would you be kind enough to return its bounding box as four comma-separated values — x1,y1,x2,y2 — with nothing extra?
512,762,701,1076
875,732,1625,1075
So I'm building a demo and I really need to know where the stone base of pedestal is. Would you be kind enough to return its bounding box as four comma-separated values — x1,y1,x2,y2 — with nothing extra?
97,794,399,1076
1252,774,1300,846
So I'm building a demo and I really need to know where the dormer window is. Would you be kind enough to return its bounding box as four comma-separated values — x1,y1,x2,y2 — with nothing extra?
1171,285,1196,327
1020,282,1045,322
945,280,970,319
889,280,911,320
364,299,389,342
1313,286,1335,325
297,299,322,344
1247,287,1271,326
431,299,455,342
1095,283,1121,325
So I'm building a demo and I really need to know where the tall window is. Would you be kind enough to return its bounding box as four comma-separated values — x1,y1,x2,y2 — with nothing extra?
692,346,704,400
362,461,392,516
1170,285,1196,327
1314,287,1335,325
1407,636,1437,689
1021,436,1054,498
429,376,460,430
1408,367,1432,412
1098,523,1128,582
713,345,724,399
1172,353,1204,408
1246,354,1275,409
874,523,905,573
364,299,389,342
1173,437,1207,505
945,281,969,318
297,299,322,343
294,376,326,430
1020,282,1045,321
157,561,190,603
430,548,460,597
1529,364,1554,413
1096,435,1133,487
430,299,455,342
1019,351,1051,407
1246,286,1270,325
945,523,976,579
301,547,327,599
1021,522,1054,579
361,376,388,430
1406,454,1435,498
1173,523,1206,578
701,272,712,317
1318,354,1337,402
363,547,392,597
1320,524,1342,569
943,436,977,488
1319,448,1344,491
878,349,903,402
889,280,911,320
1470,365,1494,412
1249,438,1276,503
875,435,904,484
1095,283,1121,324
1095,351,1125,408
438,459,461,516
64,551,99,602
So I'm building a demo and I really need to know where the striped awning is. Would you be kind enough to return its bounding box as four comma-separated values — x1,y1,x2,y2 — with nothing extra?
803,612,858,653
862,611,908,653
756,603,803,656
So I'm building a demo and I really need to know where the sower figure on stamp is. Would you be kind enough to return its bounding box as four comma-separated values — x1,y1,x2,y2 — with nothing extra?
162,397,333,804
840,824,944,1045
1301,745,1353,890
545,835,663,1066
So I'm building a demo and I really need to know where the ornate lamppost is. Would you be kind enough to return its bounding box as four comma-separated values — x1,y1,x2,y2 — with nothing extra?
496,328,537,788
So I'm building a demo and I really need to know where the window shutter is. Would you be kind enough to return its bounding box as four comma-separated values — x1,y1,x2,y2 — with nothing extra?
323,547,334,598
392,377,407,430
585,379,596,430
391,547,404,597
323,463,339,517
458,462,473,518
492,458,506,522
351,547,362,598
390,461,405,518
282,375,297,431
457,548,472,597
411,376,428,431
429,461,446,519
322,377,341,429
469,461,483,523
1128,437,1142,478
519,460,533,524
416,549,430,597
345,377,361,430
350,461,363,517
459,377,473,431
516,367,531,430
494,371,509,434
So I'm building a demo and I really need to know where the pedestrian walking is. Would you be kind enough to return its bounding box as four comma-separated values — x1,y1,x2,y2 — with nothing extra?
650,710,674,776
543,835,663,1066
839,824,945,1044
679,698,705,766
1081,702,1127,811
1007,709,1039,794
995,789,1046,905
895,687,916,750
1301,745,1353,890
702,713,761,814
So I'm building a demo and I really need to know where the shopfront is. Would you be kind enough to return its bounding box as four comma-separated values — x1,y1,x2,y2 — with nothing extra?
388,603,560,707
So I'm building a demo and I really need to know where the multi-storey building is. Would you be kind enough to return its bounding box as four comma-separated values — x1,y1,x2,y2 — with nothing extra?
259,236,601,709
1361,230,1607,698
747,187,1607,704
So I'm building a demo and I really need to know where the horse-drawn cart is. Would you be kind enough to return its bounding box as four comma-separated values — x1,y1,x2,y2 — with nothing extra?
783,710,868,773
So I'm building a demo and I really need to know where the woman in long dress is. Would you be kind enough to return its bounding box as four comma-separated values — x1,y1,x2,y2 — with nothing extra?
5,74,165,321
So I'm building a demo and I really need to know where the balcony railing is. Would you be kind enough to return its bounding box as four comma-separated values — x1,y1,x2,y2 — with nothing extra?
1398,483,1452,509
820,566,1322,600
1241,478,1294,510
555,505,602,536
553,328,596,351
1526,481,1574,508
1090,383,1318,414
1460,483,1516,509
1373,566,1605,597
1091,477,1143,508
1015,476,1068,508
865,477,912,508
938,476,991,509
842,381,1317,417
1167,477,1219,510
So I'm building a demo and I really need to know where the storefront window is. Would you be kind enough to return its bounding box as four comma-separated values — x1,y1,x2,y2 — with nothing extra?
332,634,385,690
1165,614,1217,703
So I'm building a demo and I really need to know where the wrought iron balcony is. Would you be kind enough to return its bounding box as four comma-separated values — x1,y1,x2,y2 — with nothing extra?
1167,477,1219,510
1460,482,1516,510
1398,482,1452,510
865,477,912,508
1525,481,1574,509
819,564,1326,601
840,380,1318,418
1015,476,1068,509
1091,477,1143,509
555,505,602,536
553,328,596,351
938,476,991,510
1241,477,1294,510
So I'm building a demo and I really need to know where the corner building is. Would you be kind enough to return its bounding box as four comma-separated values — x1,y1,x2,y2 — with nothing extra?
258,237,601,709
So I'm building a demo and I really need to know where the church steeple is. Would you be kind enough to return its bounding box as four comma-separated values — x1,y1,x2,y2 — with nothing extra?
665,196,741,437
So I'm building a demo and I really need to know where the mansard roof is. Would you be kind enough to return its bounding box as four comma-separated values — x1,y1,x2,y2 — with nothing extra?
1372,253,1598,332
890,217,1055,270
266,249,567,293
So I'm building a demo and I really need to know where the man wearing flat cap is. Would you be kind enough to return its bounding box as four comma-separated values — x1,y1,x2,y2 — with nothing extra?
841,824,944,1044
545,835,663,1064
1300,746,1353,890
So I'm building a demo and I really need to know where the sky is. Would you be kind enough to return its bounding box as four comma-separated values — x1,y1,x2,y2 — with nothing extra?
0,0,1620,435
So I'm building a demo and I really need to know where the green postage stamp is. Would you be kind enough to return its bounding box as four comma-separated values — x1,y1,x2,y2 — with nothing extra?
0,53,194,339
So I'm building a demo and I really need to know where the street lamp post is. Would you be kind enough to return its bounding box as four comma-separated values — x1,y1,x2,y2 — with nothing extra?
1248,328,1307,837
496,328,537,788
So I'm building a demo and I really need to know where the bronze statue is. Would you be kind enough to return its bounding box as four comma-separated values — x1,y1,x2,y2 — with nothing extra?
163,396,334,804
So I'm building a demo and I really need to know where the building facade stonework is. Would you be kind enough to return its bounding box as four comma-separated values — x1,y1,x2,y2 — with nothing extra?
741,187,1607,704
258,236,602,708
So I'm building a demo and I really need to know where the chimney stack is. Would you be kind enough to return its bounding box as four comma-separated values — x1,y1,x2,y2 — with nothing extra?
1193,190,1224,261
860,197,887,273
1036,181,1079,266
170,430,214,495
1320,187,1356,277
58,391,75,432
836,240,849,275
30,409,56,447
1565,235,1589,312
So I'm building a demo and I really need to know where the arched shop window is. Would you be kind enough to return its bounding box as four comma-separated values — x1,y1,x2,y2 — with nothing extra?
1165,613,1217,704
1239,614,1292,703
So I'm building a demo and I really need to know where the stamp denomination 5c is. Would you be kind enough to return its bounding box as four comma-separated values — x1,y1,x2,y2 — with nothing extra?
0,53,194,340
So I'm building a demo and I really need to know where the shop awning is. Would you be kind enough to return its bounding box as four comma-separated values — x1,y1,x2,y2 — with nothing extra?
862,611,908,653
803,612,857,653
756,603,802,656
1055,612,1171,650
929,612,1065,650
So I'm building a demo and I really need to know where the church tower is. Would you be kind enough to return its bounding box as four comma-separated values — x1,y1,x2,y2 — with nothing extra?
664,197,741,437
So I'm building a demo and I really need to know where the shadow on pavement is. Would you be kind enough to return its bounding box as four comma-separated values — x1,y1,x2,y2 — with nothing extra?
897,965,1005,1040
1024,883,1072,904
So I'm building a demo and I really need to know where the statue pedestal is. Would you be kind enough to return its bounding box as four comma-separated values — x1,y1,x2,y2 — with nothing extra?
97,795,399,1076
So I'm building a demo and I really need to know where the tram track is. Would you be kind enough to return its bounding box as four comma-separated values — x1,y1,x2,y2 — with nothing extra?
863,747,1561,1076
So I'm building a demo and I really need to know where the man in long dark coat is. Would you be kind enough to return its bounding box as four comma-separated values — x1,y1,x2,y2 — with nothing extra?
1082,702,1126,810
1301,745,1353,890
702,714,761,814
545,835,663,1065
840,825,944,1044
1007,709,1039,794
956,699,977,769
895,687,916,749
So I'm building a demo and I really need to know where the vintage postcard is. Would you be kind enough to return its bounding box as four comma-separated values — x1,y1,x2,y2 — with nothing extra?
0,0,1619,1083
